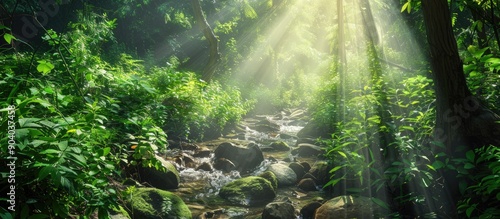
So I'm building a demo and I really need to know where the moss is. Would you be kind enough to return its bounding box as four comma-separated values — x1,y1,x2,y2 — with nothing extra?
259,171,278,190
219,176,276,206
128,188,192,219
270,141,290,151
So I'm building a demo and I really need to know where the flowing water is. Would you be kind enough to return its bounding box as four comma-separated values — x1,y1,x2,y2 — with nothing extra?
170,111,328,218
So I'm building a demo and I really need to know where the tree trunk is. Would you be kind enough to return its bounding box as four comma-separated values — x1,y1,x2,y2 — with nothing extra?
191,0,220,82
421,0,500,217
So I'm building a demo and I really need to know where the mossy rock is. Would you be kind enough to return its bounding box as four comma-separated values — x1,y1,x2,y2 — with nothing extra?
259,171,279,190
127,187,192,219
269,141,290,151
109,205,131,219
219,176,276,206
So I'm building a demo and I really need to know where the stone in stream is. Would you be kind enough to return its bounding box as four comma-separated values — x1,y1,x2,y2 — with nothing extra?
213,158,236,173
288,162,307,179
300,201,322,219
219,176,276,207
259,171,279,190
296,119,334,139
266,163,297,186
196,162,213,172
314,195,382,219
293,143,324,157
297,178,318,191
269,140,291,151
213,142,264,173
126,187,192,219
136,155,180,190
262,202,296,219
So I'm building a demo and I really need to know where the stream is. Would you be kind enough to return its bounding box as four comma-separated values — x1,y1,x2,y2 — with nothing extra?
168,109,329,218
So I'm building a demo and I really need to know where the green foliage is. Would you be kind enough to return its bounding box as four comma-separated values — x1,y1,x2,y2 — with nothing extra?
0,7,250,217
149,65,253,140
457,146,500,218
462,46,500,107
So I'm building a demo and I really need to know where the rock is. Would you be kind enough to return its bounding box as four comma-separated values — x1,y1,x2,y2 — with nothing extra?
193,147,211,158
300,162,312,172
254,124,280,132
137,155,180,190
295,138,318,146
295,143,323,157
181,142,200,151
197,209,224,219
279,133,296,140
127,188,192,219
219,176,276,206
309,161,331,185
109,206,131,219
288,162,306,179
297,120,333,139
196,162,213,172
314,195,380,219
214,142,264,173
262,202,296,219
174,153,197,168
300,202,322,219
267,163,297,186
213,158,236,173
259,171,279,190
269,141,290,151
297,178,317,191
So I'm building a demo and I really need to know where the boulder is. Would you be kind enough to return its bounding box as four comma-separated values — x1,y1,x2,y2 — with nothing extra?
259,171,279,190
219,176,276,206
289,162,306,179
295,138,318,146
300,202,322,219
309,161,331,185
314,196,380,219
196,162,213,172
262,202,296,219
295,143,323,157
214,142,264,173
127,188,192,219
213,158,236,173
297,120,333,139
269,141,291,151
137,155,180,190
297,178,317,191
267,163,297,186
278,133,296,140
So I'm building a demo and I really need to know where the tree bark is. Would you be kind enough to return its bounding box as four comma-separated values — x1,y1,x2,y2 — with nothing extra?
191,0,220,82
421,0,500,217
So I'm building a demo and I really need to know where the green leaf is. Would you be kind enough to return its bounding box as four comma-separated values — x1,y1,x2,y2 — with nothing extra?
3,33,16,44
337,151,347,158
68,153,87,166
484,57,500,64
466,205,476,217
36,60,55,74
432,160,445,170
465,150,475,162
40,149,61,154
243,0,258,19
57,141,68,151
371,197,390,210
401,1,411,13
38,166,56,180
102,147,111,156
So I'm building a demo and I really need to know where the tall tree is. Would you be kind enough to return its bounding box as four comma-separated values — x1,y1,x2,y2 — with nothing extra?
421,0,500,216
191,0,220,82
